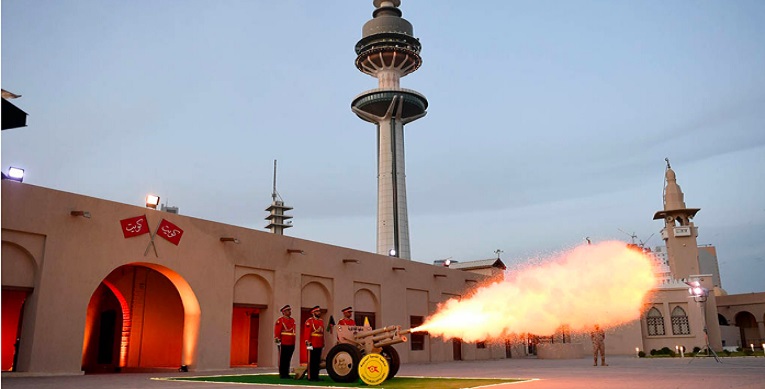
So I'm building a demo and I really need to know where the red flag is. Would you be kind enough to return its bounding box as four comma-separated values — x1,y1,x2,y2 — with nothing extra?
120,215,150,238
157,218,184,246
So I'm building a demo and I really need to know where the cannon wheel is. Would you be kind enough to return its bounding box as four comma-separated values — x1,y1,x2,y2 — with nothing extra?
380,345,400,379
326,343,362,383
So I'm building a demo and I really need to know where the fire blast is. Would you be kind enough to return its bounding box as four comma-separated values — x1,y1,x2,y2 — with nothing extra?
412,241,656,342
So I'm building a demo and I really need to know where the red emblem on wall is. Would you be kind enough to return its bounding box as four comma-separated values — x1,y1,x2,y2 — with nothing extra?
120,215,149,238
156,219,184,246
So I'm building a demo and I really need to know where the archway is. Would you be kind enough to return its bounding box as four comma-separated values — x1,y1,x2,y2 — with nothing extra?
1,241,37,372
299,281,331,364
354,288,379,328
231,274,273,367
735,311,757,349
81,263,200,372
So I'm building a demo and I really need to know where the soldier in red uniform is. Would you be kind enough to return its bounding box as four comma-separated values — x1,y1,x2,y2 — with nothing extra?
338,306,356,326
273,305,296,378
304,305,325,381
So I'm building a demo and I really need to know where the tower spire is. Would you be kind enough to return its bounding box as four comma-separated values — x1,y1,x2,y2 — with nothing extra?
352,0,427,259
653,160,701,279
265,159,293,235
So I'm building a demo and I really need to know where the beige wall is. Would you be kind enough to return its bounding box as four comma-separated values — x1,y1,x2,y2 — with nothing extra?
1,181,486,375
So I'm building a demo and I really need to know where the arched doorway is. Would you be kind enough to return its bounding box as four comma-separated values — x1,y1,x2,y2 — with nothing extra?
231,274,273,367
735,311,758,349
1,241,37,372
299,281,330,364
81,263,200,373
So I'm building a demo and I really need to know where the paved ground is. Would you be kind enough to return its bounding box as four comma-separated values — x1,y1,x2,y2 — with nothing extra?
3,356,765,389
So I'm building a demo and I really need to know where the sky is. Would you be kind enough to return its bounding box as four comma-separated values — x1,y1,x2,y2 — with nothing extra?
2,0,764,294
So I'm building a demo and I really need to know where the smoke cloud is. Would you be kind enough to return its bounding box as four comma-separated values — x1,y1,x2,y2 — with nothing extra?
414,241,656,342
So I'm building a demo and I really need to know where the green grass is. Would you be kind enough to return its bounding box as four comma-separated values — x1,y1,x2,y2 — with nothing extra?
160,373,528,388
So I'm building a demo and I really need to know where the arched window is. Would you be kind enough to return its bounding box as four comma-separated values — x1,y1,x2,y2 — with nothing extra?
646,307,665,336
671,306,691,335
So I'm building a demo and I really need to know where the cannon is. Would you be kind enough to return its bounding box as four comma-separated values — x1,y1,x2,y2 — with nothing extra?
325,324,410,383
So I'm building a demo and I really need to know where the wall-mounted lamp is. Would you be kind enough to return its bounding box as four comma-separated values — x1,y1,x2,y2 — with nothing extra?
70,210,91,219
343,258,359,264
220,237,240,244
145,194,160,209
392,266,406,271
7,167,25,182
178,365,188,372
434,274,447,278
388,248,397,257
287,249,305,255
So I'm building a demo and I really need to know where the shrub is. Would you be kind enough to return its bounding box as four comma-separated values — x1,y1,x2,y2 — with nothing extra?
723,349,731,356
638,351,646,358
659,347,673,355
743,349,754,356
650,349,657,356
693,346,701,354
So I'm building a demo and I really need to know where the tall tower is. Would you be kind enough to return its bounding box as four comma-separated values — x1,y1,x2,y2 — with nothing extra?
352,0,427,259
265,160,293,235
652,159,701,280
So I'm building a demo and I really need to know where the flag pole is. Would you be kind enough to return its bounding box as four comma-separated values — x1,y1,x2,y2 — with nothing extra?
144,218,161,257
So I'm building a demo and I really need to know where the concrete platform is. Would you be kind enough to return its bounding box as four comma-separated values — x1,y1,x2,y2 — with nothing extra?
3,355,765,389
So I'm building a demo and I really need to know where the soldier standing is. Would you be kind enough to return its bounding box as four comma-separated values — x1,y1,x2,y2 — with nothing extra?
338,306,356,326
274,305,296,378
305,306,325,381
590,324,607,366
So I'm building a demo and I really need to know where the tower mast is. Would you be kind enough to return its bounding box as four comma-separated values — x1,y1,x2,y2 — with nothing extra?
352,0,427,259
265,160,293,235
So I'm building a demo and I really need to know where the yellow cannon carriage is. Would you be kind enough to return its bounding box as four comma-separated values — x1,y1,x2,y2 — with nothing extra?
325,324,410,382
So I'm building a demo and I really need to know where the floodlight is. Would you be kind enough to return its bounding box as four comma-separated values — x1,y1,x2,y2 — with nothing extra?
8,167,25,182
145,194,160,209
388,248,397,257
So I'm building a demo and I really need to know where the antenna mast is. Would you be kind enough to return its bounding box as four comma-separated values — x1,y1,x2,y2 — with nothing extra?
265,159,292,235
272,160,278,202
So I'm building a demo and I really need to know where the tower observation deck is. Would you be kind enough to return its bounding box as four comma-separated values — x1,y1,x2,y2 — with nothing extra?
352,0,428,260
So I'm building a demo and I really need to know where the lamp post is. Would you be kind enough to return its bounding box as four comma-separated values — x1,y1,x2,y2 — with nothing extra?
687,281,720,363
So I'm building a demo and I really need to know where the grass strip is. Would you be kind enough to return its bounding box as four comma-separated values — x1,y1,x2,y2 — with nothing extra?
164,373,528,388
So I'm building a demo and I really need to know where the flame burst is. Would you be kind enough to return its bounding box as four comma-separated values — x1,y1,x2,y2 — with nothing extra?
413,241,656,342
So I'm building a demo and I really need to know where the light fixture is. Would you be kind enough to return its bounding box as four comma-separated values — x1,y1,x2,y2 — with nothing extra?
70,210,91,218
686,281,708,302
443,259,452,267
287,249,305,255
343,258,359,264
7,167,24,182
388,248,397,257
220,237,240,244
145,194,160,209
179,365,188,372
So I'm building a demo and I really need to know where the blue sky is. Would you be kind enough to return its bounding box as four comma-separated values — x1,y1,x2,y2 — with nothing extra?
3,0,764,294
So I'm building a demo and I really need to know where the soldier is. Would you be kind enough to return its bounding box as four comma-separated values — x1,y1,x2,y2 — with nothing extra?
590,324,607,366
338,306,356,326
305,305,325,381
274,305,296,378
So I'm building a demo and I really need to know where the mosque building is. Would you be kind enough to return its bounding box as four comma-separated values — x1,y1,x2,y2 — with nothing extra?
2,0,763,376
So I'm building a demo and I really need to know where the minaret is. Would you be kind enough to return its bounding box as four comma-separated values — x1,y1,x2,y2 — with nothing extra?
352,0,427,259
652,159,701,279
265,160,293,235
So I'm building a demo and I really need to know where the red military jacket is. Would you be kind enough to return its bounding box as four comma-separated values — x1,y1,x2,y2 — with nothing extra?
338,318,356,326
274,316,296,346
305,316,325,348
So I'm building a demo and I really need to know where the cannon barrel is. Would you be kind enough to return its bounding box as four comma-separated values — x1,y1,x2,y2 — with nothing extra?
354,325,400,339
374,336,407,348
399,328,412,335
